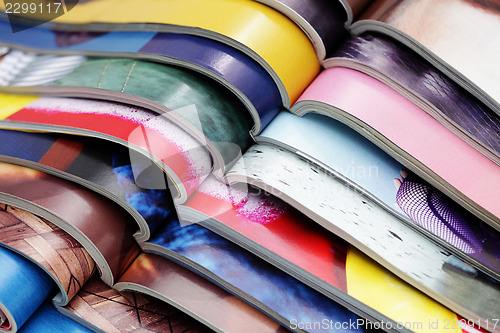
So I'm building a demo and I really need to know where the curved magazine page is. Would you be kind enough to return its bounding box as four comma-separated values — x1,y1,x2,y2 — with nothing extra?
0,162,141,286
142,219,371,332
62,275,213,333
225,144,500,329
178,176,489,333
126,175,371,332
0,204,95,305
0,128,180,242
351,0,500,113
257,111,500,279
0,0,320,104
252,0,347,59
0,114,489,330
0,168,287,331
0,205,219,332
324,33,500,167
0,95,212,203
0,246,56,333
0,50,253,177
0,130,377,331
344,247,488,333
0,129,152,241
294,67,500,231
19,301,92,333
0,20,284,133
115,253,287,333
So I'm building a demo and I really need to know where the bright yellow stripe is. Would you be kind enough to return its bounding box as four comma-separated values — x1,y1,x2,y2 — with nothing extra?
345,247,462,333
0,93,37,119
3,0,320,103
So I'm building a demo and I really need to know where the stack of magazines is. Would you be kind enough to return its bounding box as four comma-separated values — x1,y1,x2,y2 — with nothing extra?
0,0,499,332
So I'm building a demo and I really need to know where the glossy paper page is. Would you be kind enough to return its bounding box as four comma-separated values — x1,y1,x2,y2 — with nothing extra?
146,210,363,332
0,20,284,129
357,0,500,108
297,67,500,229
65,275,211,333
0,50,254,170
0,246,55,332
0,95,212,201
183,176,489,333
327,33,500,165
0,162,141,285
260,111,403,206
0,128,172,240
253,0,347,58
0,204,95,303
0,128,369,331
19,301,92,333
0,0,320,102
118,253,290,333
259,111,500,276
226,144,500,328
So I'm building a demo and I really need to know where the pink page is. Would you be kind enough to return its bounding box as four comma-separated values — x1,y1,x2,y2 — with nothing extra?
298,67,500,223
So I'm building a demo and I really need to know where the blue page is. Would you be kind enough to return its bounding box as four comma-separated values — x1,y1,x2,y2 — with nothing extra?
0,246,55,331
260,111,403,209
19,301,92,333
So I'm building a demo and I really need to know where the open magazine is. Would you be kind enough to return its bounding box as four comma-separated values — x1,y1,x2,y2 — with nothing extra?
0,45,499,265
0,156,345,332
0,0,499,331
0,204,284,332
0,98,497,333
0,40,499,266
